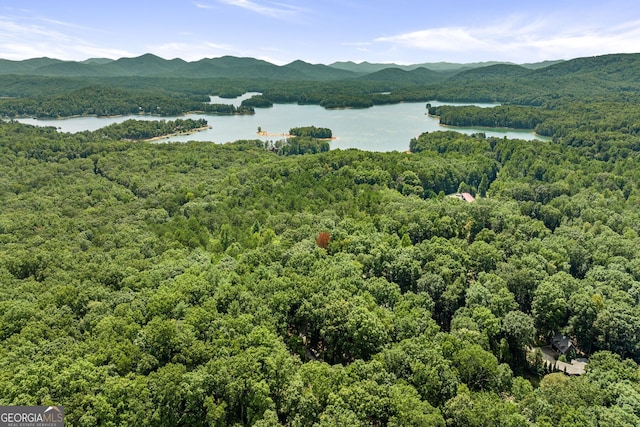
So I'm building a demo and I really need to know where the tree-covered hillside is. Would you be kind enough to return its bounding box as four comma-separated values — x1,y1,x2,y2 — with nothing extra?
1,100,640,425
2,51,640,426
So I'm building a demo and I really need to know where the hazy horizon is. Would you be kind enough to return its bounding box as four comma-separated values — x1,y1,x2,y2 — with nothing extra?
1,1,640,65
0,51,574,67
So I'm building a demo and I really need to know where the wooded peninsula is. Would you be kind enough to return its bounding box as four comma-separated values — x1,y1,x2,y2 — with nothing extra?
1,53,640,426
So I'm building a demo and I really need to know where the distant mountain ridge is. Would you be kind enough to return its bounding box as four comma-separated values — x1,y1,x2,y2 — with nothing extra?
1,53,639,97
0,53,565,81
0,54,358,80
328,59,564,73
445,53,640,84
357,67,452,85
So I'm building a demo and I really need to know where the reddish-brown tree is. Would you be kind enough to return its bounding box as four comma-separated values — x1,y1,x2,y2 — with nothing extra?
316,232,331,249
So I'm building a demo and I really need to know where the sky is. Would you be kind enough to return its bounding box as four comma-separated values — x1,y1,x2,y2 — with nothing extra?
1,0,640,65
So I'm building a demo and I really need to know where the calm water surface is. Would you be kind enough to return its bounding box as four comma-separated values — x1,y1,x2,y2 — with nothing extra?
17,94,546,152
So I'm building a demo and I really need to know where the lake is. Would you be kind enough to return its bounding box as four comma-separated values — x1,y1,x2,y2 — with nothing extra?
17,94,546,152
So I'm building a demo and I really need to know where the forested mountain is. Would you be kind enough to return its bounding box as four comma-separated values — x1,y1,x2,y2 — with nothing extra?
357,67,450,84
0,57,64,74
0,54,357,80
444,53,640,92
329,59,563,73
184,56,305,80
97,54,189,77
532,53,640,78
81,58,115,65
447,64,532,82
0,53,561,81
2,52,640,426
282,60,358,80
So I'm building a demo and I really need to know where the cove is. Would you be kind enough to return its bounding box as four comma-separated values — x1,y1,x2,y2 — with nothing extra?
17,94,546,152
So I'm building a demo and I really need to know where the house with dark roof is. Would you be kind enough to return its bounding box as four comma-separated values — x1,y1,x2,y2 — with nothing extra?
551,333,574,355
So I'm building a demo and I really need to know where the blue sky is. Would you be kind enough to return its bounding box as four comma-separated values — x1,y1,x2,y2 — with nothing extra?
1,0,639,64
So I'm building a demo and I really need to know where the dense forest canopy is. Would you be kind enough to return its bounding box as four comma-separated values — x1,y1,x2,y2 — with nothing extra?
1,52,640,426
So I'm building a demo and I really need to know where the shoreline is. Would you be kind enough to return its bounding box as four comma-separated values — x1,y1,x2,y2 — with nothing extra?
257,131,337,141
434,119,548,140
10,110,250,121
257,131,295,138
144,125,211,142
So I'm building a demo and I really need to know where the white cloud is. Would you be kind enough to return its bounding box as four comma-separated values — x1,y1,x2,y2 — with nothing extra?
194,2,216,9
377,27,489,52
524,20,640,59
375,16,640,62
218,0,304,18
0,16,132,60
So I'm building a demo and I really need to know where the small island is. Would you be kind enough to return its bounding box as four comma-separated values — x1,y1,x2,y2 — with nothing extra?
289,126,333,139
256,125,334,155
257,125,336,140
